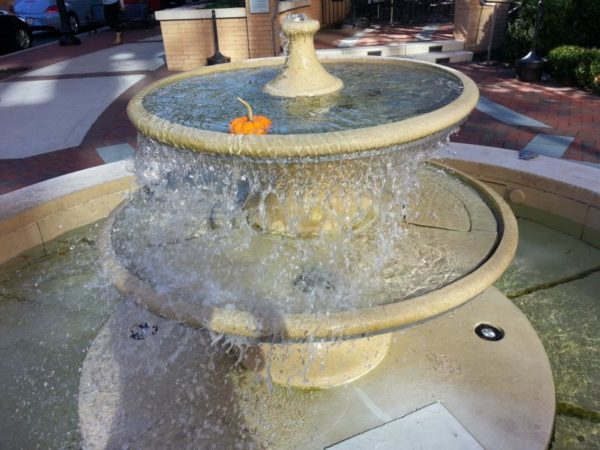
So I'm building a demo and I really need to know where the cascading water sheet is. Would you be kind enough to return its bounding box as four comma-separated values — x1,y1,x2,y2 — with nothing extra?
110,138,498,317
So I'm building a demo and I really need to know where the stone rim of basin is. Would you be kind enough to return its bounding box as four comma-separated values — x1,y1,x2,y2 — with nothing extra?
127,57,479,159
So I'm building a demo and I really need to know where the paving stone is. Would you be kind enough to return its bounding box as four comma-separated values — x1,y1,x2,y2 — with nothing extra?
96,143,135,163
510,273,600,415
21,43,165,77
495,219,600,296
0,75,145,158
476,96,551,128
522,134,575,159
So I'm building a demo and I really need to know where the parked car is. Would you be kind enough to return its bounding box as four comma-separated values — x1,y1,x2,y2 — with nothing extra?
0,10,33,51
13,0,103,33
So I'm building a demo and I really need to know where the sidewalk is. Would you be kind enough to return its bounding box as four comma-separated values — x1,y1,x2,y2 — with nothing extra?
0,23,598,195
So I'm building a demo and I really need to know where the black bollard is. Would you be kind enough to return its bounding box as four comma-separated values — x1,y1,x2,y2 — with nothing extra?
516,0,546,82
206,10,231,66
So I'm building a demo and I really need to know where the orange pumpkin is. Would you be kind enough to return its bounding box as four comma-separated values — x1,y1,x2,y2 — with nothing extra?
229,97,272,135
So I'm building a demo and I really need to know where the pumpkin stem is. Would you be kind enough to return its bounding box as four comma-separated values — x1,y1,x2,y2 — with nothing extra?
236,97,254,122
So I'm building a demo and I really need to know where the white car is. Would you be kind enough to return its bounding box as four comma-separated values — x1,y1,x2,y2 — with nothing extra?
13,0,103,33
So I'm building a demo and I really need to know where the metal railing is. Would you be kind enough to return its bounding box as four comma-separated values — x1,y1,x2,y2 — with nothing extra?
352,0,455,26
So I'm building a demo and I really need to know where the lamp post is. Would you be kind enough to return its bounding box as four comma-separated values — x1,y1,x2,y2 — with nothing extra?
516,0,545,82
56,0,81,46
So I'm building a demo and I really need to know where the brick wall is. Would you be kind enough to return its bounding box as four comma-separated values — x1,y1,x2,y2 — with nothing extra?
161,18,249,70
0,0,13,11
454,0,510,53
246,6,276,58
160,0,325,71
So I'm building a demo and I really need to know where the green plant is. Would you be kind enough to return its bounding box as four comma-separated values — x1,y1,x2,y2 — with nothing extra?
546,46,600,92
503,0,600,64
547,46,588,84
590,55,600,94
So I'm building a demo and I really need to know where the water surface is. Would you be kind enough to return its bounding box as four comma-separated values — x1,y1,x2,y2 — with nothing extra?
142,63,463,134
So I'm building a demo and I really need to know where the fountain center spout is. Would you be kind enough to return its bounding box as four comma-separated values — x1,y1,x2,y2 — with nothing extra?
263,15,344,97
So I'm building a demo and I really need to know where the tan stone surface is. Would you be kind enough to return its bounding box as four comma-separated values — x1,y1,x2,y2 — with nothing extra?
0,223,42,264
437,144,600,246
264,17,343,97
38,191,128,243
78,287,555,449
438,144,600,209
495,218,600,296
243,333,391,388
99,167,518,342
0,162,134,264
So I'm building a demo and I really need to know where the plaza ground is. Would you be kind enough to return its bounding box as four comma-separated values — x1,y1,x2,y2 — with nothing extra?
0,23,598,194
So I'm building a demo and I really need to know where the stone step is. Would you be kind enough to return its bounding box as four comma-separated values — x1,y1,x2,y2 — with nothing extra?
404,39,466,55
317,40,468,60
405,50,474,64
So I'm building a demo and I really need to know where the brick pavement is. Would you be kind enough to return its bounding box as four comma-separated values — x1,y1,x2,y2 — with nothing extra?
0,28,164,194
453,63,600,165
0,24,598,196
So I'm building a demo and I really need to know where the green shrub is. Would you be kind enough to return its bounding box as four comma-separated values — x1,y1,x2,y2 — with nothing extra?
546,46,600,92
503,15,534,64
590,55,600,94
503,0,600,64
547,46,590,84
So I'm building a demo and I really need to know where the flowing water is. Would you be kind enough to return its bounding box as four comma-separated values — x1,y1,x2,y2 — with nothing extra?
0,217,597,448
111,148,497,317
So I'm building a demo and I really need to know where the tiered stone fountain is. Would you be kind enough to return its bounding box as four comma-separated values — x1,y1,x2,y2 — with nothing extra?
72,14,562,450
98,14,516,389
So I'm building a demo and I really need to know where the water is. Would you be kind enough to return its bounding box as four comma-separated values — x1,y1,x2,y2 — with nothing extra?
0,224,121,448
141,64,463,134
0,218,596,448
494,219,600,449
111,145,498,318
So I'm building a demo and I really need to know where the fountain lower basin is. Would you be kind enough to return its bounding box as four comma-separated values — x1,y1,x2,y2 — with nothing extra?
7,145,599,448
100,162,517,388
112,26,506,387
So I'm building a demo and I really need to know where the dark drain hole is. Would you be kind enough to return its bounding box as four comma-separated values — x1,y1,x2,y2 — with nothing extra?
130,322,158,340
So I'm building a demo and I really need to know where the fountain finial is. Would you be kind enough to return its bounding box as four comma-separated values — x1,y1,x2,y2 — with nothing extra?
263,15,344,97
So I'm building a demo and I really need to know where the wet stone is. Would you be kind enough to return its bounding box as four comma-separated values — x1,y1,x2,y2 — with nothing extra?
0,221,122,449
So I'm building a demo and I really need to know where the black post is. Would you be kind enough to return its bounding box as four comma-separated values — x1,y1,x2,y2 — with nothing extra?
515,0,545,82
530,0,544,53
206,10,231,65
56,0,81,46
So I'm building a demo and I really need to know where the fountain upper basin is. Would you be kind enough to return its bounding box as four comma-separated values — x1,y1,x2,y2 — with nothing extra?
127,57,479,158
